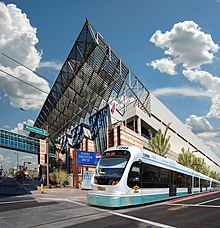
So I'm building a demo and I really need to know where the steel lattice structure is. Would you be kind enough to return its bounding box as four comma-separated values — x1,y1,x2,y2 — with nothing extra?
34,19,151,140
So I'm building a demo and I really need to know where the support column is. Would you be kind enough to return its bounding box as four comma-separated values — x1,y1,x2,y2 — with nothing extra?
72,147,79,189
46,125,49,188
137,117,141,135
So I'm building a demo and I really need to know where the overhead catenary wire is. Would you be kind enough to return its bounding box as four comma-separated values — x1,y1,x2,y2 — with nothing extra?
1,52,56,85
0,69,49,95
0,52,73,106
0,52,67,104
0,53,81,139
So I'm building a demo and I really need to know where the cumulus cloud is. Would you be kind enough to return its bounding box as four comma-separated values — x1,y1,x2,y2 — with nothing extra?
196,130,220,139
185,115,220,158
149,58,177,75
149,20,220,119
11,119,34,136
39,61,62,71
185,114,213,133
183,69,220,118
150,21,219,70
204,141,220,158
0,3,50,110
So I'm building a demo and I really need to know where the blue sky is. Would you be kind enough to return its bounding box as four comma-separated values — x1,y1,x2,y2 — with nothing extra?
1,0,220,170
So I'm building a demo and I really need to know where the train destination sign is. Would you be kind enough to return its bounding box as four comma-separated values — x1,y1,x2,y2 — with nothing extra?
23,124,48,136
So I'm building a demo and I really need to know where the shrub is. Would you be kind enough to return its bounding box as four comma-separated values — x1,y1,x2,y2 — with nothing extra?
49,169,68,187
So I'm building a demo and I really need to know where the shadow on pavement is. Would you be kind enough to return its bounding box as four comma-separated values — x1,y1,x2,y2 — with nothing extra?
0,177,39,198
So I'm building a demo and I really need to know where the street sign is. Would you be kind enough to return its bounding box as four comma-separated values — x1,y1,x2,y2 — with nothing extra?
23,124,48,136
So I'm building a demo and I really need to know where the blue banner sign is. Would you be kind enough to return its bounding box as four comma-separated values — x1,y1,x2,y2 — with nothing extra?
89,105,111,152
71,124,85,148
77,150,101,165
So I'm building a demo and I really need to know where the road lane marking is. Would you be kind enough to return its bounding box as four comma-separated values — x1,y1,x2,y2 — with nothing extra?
0,199,35,205
165,203,220,208
167,205,188,211
196,197,220,205
168,191,220,203
39,197,176,228
110,211,176,228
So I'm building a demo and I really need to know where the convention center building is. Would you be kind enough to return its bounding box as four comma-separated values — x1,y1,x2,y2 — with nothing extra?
31,19,220,187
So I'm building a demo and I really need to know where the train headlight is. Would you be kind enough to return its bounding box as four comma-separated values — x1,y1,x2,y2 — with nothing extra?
94,177,97,184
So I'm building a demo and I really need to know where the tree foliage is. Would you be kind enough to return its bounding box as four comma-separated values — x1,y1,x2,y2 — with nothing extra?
178,148,220,180
178,148,195,169
148,124,171,157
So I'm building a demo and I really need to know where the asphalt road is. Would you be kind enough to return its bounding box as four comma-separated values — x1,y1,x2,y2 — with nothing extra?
0,178,219,228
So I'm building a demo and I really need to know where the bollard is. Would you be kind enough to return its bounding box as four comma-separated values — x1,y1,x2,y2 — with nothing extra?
40,183,44,194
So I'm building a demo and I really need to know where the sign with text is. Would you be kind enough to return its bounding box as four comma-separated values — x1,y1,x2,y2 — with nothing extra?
77,150,101,165
23,124,48,136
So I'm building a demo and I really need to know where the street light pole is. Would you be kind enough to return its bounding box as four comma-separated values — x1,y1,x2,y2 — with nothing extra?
14,152,19,171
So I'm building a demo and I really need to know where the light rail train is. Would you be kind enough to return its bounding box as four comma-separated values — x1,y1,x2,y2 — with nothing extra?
87,145,220,207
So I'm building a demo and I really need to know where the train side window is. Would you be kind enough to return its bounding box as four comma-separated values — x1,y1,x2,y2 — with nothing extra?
141,163,160,188
194,177,199,187
127,161,141,188
159,168,170,188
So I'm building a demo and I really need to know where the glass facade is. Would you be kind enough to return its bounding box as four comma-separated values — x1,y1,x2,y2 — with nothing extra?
0,129,39,154
0,128,56,157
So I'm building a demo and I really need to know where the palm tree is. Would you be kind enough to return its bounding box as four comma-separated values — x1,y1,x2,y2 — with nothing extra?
148,124,171,157
178,148,195,169
209,170,219,180
178,149,211,175
192,157,210,175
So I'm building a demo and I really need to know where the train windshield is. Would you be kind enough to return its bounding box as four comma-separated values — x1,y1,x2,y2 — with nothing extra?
94,150,130,185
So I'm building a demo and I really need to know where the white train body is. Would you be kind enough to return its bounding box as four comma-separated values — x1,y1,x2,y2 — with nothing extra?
87,145,220,207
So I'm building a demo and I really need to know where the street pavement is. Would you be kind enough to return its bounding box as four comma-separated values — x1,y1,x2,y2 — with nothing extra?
1,178,220,228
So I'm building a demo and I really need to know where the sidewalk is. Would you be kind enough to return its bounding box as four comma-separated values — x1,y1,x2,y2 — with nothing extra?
31,186,91,203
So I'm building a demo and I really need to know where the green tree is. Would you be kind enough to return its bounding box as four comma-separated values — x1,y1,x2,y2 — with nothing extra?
148,124,171,157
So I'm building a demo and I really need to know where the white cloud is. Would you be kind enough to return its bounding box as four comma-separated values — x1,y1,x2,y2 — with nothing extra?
39,61,62,71
151,86,210,97
150,21,219,70
149,58,177,75
0,154,12,167
196,131,220,139
149,20,220,120
185,115,220,158
183,69,220,118
204,141,220,158
0,3,50,110
11,119,34,136
185,114,213,133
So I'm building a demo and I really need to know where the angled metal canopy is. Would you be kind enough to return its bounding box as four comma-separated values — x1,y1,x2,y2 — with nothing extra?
33,19,151,140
